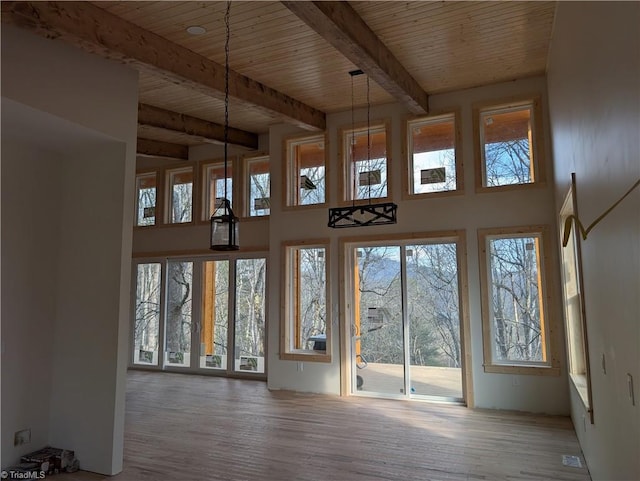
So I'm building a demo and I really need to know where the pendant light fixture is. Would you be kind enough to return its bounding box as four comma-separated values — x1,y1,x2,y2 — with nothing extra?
210,0,239,251
328,70,397,228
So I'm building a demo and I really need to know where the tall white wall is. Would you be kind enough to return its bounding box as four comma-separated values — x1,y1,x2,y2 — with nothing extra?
1,25,138,474
547,3,640,480
0,138,61,467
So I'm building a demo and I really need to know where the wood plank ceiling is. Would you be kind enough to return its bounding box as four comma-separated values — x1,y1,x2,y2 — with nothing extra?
1,1,556,159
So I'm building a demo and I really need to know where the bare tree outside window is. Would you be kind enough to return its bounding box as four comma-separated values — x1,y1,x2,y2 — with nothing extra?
234,258,266,370
134,262,161,364
486,234,546,363
168,168,193,223
409,115,458,195
136,173,156,226
297,247,327,348
480,105,535,187
406,243,461,368
249,171,270,216
166,261,193,364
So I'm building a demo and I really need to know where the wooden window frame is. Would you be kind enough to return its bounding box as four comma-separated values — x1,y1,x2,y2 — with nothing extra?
201,159,235,223
473,96,546,193
165,163,196,225
134,170,161,228
559,175,594,421
280,239,331,362
478,225,560,375
282,133,329,210
403,110,463,200
241,153,270,219
338,120,392,205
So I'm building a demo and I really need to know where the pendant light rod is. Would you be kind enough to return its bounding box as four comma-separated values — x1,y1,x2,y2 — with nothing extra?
328,69,397,229
210,0,239,250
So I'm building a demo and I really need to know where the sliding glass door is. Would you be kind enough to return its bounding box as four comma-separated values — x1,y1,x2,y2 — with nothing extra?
348,238,465,402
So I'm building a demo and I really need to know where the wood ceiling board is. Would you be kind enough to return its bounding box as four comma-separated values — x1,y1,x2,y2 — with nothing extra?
352,1,555,94
44,1,556,145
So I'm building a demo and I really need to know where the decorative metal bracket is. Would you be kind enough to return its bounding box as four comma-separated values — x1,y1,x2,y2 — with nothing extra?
328,202,397,228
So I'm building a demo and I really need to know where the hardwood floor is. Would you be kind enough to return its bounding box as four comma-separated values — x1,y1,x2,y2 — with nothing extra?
61,370,591,481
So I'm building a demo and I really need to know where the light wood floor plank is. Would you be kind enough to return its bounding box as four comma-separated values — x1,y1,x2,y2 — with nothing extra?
55,370,591,481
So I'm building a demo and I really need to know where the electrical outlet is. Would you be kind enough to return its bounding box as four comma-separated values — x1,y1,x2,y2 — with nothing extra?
512,376,520,386
297,362,303,372
14,428,31,446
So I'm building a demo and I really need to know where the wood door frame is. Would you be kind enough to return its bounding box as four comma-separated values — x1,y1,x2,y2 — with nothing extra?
338,230,474,407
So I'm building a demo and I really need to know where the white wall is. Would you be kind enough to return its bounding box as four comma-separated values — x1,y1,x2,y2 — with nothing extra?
1,25,138,474
547,3,640,480
0,138,61,467
266,75,570,414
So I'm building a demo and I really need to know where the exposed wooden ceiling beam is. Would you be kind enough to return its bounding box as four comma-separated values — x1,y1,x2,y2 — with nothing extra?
137,138,188,161
1,1,326,131
138,103,258,150
282,1,429,115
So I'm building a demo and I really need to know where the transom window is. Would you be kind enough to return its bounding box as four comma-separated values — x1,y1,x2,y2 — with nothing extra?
285,134,327,207
244,154,270,217
203,162,233,220
406,113,460,196
166,167,193,224
341,123,390,202
475,98,544,190
135,172,157,226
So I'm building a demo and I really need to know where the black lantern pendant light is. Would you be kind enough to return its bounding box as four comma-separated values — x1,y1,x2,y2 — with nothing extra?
328,70,397,228
210,1,239,251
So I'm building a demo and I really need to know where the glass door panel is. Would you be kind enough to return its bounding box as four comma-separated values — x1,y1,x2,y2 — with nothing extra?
133,262,162,365
165,261,193,367
234,258,266,373
201,260,229,370
406,243,463,399
354,246,404,395
350,240,464,402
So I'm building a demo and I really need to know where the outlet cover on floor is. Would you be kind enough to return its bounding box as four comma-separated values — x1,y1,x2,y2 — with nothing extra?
562,455,582,468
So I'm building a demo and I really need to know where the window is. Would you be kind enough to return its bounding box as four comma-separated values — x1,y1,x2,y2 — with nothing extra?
165,261,193,367
203,162,233,220
131,255,268,375
406,113,461,196
244,155,270,217
285,134,326,207
133,262,162,365
166,167,193,223
475,98,544,190
135,172,157,226
559,178,593,420
341,122,390,202
478,226,559,374
281,241,330,361
201,260,230,370
234,258,267,373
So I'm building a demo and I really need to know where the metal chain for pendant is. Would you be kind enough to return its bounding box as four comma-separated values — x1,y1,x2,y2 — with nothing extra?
223,1,230,202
